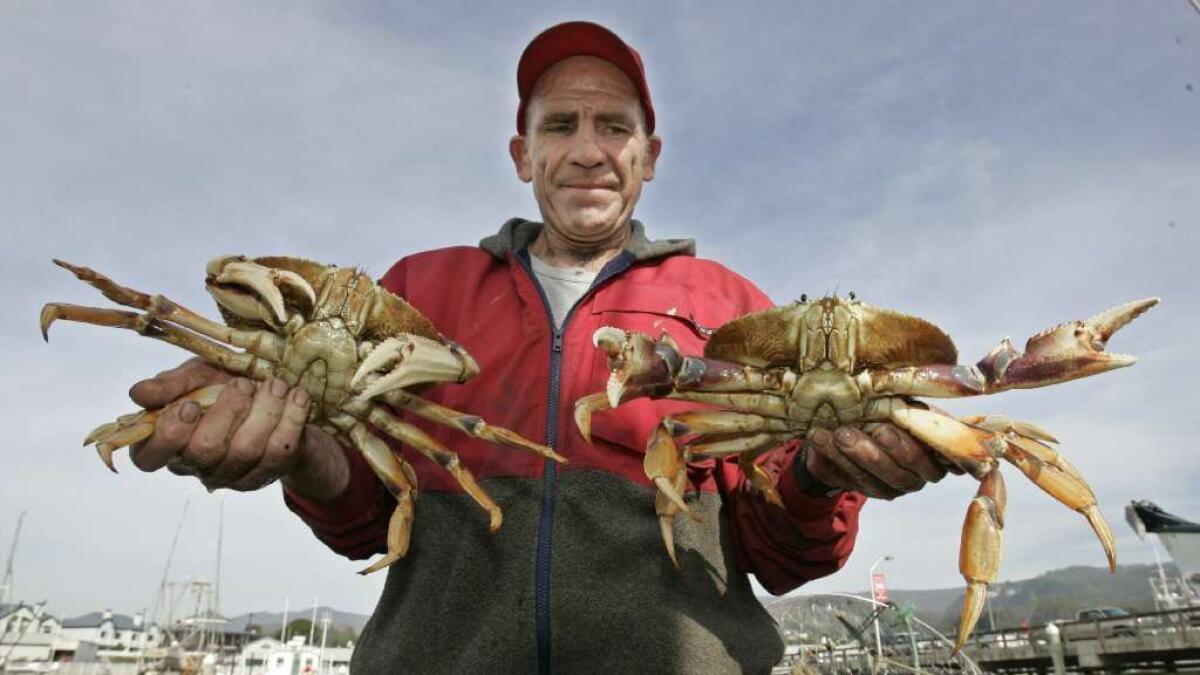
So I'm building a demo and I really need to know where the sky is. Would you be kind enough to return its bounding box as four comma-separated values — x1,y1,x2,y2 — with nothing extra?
1,2,1198,622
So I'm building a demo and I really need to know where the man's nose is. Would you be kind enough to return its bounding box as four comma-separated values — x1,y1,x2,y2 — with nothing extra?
567,127,605,169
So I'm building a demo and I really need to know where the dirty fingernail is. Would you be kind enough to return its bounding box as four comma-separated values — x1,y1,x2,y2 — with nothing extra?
874,426,898,446
291,388,310,406
835,428,857,446
233,378,254,394
179,401,201,423
269,378,288,398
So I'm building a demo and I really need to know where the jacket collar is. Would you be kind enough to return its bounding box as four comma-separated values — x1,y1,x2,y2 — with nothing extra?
479,218,696,262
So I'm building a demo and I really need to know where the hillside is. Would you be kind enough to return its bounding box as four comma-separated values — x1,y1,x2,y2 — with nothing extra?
224,606,370,644
764,563,1174,641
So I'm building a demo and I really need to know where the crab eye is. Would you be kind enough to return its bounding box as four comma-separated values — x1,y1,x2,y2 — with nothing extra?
849,291,857,300
800,294,808,302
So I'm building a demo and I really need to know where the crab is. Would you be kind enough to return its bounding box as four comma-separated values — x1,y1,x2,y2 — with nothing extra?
573,294,1158,650
41,256,564,574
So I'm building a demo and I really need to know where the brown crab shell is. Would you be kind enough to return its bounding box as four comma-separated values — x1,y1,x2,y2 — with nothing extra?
703,299,959,371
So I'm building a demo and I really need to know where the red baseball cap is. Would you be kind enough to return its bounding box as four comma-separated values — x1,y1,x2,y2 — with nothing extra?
516,21,655,135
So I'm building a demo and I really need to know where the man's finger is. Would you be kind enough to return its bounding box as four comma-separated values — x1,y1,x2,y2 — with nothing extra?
129,357,230,409
182,377,255,472
835,427,924,493
129,400,201,472
204,378,289,488
807,429,900,499
870,424,947,483
231,387,311,491
803,440,855,493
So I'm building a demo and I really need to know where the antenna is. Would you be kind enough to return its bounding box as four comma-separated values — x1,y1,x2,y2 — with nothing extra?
149,499,190,628
1,511,27,606
215,495,224,617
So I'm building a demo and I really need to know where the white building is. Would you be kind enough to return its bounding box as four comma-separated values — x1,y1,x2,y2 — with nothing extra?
0,603,75,664
234,636,352,675
60,609,163,654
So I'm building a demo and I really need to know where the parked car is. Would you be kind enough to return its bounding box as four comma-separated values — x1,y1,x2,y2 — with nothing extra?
1075,605,1137,634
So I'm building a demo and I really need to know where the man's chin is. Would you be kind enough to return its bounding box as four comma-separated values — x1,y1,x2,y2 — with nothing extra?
555,216,627,242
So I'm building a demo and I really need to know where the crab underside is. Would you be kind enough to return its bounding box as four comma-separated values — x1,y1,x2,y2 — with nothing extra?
574,294,1158,651
42,256,564,574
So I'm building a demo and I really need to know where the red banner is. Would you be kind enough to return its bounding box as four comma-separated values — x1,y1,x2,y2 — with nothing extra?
871,573,889,603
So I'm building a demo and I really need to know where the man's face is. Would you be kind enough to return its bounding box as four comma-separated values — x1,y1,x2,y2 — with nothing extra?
510,56,662,249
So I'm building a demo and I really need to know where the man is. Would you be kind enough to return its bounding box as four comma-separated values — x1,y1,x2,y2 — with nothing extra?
128,22,947,673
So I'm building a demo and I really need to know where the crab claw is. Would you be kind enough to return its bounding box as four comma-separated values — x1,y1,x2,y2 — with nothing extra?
353,335,480,401
593,327,679,408
978,298,1158,391
956,470,1006,654
205,257,317,325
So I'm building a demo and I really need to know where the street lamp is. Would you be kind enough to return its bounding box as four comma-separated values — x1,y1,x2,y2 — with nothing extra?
869,555,894,667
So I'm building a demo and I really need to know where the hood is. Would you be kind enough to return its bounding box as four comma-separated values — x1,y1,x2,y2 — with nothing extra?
479,218,695,262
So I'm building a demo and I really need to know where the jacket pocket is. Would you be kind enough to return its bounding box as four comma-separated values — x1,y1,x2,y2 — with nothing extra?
589,282,738,341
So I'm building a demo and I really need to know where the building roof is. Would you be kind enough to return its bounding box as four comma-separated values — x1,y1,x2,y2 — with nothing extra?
62,611,147,631
1,603,57,622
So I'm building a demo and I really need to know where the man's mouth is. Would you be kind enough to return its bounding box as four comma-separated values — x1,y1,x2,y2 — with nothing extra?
562,182,618,190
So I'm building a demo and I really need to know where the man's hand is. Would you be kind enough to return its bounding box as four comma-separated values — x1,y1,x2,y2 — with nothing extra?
802,424,953,499
127,358,349,501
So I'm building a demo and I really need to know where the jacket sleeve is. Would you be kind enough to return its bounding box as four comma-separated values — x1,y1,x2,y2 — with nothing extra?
719,443,866,594
711,270,867,593
283,440,391,559
280,257,419,559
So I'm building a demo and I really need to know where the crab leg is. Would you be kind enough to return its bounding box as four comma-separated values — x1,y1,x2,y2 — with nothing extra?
50,259,287,361
661,410,799,508
82,385,226,472
337,417,418,575
573,393,611,443
957,414,1114,568
663,410,798,437
888,407,1007,474
956,469,1006,653
366,405,503,532
41,304,277,381
959,414,1058,444
655,469,689,568
1002,437,1116,571
645,424,696,523
739,445,788,509
384,391,565,463
668,392,790,418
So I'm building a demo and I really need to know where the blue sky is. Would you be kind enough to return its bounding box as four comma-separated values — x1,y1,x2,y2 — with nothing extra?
2,2,1197,620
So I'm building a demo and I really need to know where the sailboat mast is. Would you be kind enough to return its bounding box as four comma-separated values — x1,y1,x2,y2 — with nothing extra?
150,499,190,628
215,496,224,616
1,511,26,606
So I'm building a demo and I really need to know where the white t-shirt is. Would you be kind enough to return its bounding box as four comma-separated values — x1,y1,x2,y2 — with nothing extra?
530,254,599,329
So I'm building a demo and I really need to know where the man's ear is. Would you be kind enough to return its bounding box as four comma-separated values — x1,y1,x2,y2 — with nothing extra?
643,134,663,182
509,135,533,183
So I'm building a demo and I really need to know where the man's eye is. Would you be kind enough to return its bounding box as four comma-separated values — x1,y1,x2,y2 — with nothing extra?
603,124,630,136
543,123,572,133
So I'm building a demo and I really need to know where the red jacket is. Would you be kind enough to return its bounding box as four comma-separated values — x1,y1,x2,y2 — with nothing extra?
285,220,865,673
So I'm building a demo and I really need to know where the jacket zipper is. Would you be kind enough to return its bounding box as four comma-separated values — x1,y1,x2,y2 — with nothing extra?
518,250,632,675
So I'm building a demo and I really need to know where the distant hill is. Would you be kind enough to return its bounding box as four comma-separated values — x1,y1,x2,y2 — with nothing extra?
764,563,1176,641
225,606,370,635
